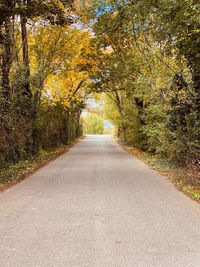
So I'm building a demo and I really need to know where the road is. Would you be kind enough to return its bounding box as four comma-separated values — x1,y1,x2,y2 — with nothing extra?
0,135,200,267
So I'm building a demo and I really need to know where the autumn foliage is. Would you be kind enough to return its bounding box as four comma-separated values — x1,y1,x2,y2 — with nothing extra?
0,0,200,172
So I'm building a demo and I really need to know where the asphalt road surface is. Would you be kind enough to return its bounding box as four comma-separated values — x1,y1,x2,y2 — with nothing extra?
1,135,200,267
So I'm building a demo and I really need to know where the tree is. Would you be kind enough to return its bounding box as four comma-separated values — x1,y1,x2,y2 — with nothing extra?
83,113,104,134
0,0,74,108
79,0,200,164
0,0,88,166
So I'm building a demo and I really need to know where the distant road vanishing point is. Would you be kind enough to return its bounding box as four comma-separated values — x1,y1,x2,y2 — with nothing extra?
0,135,200,266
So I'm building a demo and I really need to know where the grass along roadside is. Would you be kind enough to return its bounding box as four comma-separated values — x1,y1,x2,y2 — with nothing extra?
0,136,85,192
116,139,200,203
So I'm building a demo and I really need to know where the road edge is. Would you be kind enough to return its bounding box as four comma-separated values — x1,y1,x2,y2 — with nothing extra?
114,137,200,204
0,136,85,192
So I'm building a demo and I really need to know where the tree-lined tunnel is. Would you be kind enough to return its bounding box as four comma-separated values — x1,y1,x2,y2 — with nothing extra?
0,1,200,266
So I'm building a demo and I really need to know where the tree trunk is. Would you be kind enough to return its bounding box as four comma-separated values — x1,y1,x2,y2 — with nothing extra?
1,16,12,111
20,14,32,99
